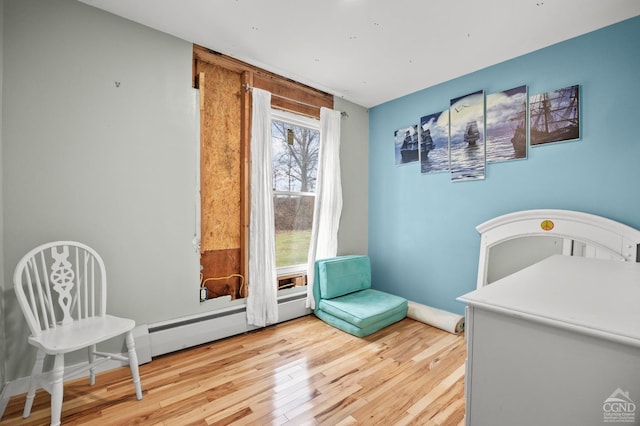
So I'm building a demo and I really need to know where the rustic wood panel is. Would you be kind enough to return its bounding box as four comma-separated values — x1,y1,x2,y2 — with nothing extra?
253,73,333,119
197,61,242,252
194,45,333,119
200,249,244,299
2,317,466,425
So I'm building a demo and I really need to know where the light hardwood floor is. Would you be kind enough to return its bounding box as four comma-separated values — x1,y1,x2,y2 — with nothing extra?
2,315,466,425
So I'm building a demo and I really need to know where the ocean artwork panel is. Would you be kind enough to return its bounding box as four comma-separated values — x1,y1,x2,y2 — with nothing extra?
420,110,450,174
449,90,485,182
530,84,580,147
486,85,528,163
394,125,419,165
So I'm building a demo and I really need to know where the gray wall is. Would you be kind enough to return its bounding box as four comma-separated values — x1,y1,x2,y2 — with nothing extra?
0,0,6,393
335,98,368,256
2,0,369,382
3,0,202,380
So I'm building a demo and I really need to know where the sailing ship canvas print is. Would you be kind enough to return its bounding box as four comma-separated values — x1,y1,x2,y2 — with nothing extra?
529,84,580,146
394,125,419,165
420,110,450,174
449,90,485,182
486,85,527,163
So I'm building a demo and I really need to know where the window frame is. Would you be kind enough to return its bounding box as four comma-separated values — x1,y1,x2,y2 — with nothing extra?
271,108,320,277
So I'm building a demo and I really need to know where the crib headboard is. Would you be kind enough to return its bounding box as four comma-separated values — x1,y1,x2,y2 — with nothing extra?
476,209,640,289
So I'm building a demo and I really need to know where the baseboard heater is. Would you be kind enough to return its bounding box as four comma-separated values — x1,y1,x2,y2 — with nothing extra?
143,292,310,358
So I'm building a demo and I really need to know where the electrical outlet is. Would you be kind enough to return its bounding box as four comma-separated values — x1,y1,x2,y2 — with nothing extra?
200,287,208,302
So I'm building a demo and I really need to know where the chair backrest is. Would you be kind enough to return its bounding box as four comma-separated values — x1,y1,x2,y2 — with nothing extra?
14,241,108,338
315,255,371,300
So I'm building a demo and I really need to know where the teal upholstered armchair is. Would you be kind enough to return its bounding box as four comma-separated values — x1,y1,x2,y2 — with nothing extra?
313,255,408,337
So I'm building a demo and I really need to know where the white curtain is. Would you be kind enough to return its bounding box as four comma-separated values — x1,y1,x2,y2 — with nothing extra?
247,88,279,327
306,107,343,309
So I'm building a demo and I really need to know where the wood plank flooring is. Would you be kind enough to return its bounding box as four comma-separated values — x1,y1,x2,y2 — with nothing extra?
2,315,466,425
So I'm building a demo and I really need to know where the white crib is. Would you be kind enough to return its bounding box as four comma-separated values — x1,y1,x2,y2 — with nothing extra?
475,209,640,289
459,209,640,426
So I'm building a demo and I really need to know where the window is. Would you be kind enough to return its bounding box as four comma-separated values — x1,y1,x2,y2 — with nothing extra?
271,110,320,274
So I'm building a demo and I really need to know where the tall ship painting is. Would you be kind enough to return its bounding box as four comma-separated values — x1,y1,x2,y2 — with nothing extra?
419,110,449,174
419,127,436,159
400,127,420,162
486,85,527,162
529,85,579,146
510,112,527,158
464,120,481,146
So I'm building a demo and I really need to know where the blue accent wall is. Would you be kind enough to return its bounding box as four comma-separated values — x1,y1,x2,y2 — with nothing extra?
368,16,640,315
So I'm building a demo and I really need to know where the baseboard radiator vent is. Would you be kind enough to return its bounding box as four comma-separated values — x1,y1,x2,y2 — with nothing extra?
143,292,310,358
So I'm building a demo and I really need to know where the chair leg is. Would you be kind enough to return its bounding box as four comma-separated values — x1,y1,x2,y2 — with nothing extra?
50,354,64,426
125,332,143,400
23,349,46,419
88,344,97,385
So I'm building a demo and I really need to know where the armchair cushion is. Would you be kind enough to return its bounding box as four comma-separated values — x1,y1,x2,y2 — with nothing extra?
318,288,407,329
317,255,371,298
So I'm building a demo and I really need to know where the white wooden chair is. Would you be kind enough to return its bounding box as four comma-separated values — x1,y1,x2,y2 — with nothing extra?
13,241,143,426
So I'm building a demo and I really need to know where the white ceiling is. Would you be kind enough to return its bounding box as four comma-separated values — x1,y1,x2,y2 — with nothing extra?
78,0,640,108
